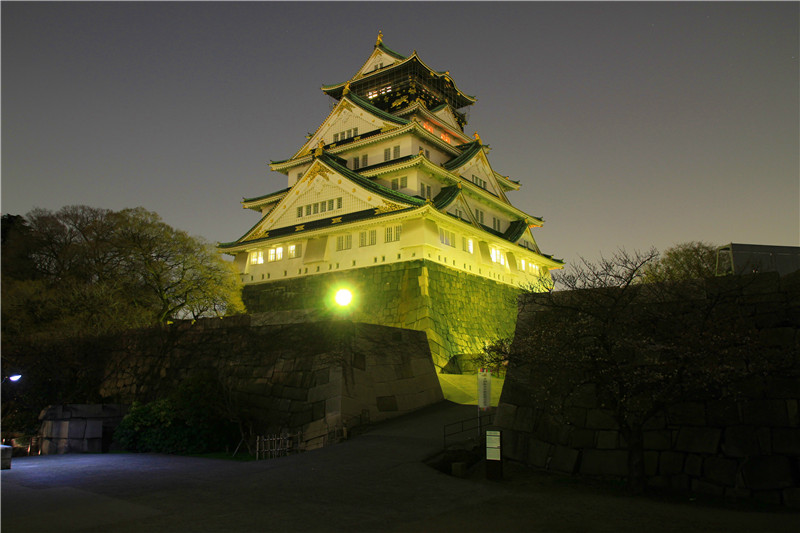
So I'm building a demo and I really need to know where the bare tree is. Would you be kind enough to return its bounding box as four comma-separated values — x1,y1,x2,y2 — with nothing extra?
509,248,787,493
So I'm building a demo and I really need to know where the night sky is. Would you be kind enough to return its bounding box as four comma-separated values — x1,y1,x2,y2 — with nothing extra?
3,2,798,267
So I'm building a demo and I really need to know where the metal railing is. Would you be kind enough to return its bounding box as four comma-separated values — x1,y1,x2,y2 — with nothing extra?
443,411,493,450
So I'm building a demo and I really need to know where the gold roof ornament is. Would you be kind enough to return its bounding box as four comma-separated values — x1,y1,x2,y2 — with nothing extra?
473,131,482,144
376,31,383,46
342,81,351,95
314,139,325,157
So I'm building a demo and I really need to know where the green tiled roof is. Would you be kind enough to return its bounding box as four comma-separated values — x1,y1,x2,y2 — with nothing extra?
316,152,425,207
242,187,291,204
503,219,529,243
219,205,418,249
432,185,460,209
443,141,483,171
346,93,409,126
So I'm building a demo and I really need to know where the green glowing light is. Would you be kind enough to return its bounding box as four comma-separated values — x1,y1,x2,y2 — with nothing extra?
334,289,353,307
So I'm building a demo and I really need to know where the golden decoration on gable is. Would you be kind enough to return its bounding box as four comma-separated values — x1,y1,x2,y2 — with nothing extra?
314,140,325,157
294,225,305,232
376,31,383,46
331,217,342,224
391,95,409,108
332,99,354,117
342,81,351,95
474,131,482,144
374,201,404,215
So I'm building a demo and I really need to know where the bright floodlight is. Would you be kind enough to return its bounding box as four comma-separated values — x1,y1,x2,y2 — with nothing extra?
334,289,353,307
8,375,21,382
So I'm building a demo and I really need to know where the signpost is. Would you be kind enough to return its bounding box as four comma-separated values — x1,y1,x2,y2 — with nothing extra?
477,368,491,411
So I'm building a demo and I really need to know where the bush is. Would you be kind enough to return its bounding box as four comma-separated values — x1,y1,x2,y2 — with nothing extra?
114,374,237,454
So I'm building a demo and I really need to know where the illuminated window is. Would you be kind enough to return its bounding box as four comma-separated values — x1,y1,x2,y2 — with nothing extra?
385,225,402,242
521,259,526,271
288,244,301,258
440,132,451,143
328,199,334,210
268,249,276,262
359,229,377,247
337,197,342,209
439,228,456,247
320,201,327,213
384,148,391,161
297,207,303,218
313,203,319,214
361,154,368,167
400,176,407,188
346,129,352,138
423,122,435,133
275,247,283,261
462,238,473,253
334,133,339,142
336,234,352,251
393,146,400,158
353,128,358,137
305,205,312,216
250,251,264,265
490,247,506,265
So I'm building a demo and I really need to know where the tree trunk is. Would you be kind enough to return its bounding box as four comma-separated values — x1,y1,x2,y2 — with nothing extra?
624,423,645,494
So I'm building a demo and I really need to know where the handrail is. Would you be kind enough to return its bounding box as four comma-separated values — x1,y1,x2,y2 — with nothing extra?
442,412,493,450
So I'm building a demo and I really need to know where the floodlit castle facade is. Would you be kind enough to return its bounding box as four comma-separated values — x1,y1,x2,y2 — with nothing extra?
220,34,562,371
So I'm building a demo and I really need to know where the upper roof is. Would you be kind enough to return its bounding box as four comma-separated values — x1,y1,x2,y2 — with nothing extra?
321,35,477,111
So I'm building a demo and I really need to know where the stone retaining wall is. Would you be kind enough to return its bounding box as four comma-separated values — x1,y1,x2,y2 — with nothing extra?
496,272,800,507
242,259,523,371
99,318,443,448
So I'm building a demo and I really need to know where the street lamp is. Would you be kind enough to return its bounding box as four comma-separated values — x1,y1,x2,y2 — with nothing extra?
334,288,353,307
2,375,22,384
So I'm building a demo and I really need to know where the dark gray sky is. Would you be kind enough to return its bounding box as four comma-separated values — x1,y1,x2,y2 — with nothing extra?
3,2,798,266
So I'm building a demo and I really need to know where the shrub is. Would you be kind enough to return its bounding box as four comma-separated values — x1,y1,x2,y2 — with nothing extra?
114,374,237,454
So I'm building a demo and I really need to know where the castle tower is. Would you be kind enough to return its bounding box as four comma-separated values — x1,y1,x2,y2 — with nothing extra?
220,35,563,372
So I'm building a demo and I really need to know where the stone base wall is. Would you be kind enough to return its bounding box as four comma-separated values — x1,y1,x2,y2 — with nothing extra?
37,404,128,455
497,271,800,507
242,259,523,372
99,317,443,448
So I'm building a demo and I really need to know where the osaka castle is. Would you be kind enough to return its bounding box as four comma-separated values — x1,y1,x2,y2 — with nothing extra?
220,33,563,372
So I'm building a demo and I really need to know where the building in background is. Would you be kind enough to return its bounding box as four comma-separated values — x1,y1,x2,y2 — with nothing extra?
220,34,562,373
716,243,800,276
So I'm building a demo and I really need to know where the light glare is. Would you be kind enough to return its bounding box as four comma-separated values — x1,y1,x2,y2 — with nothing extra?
334,289,353,307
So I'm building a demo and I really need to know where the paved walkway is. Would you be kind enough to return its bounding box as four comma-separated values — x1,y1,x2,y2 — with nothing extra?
1,401,797,532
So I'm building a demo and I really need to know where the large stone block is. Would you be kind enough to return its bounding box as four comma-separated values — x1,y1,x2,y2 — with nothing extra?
667,402,706,426
659,451,685,475
703,456,739,487
585,409,619,430
721,426,760,457
596,431,619,449
741,399,789,426
772,428,800,455
527,439,552,468
675,427,721,454
643,430,671,450
549,445,580,474
740,456,795,490
580,449,628,477
692,479,724,497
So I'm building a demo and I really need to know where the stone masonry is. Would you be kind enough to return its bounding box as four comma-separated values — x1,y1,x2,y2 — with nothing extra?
98,316,443,449
242,259,523,372
496,271,800,507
